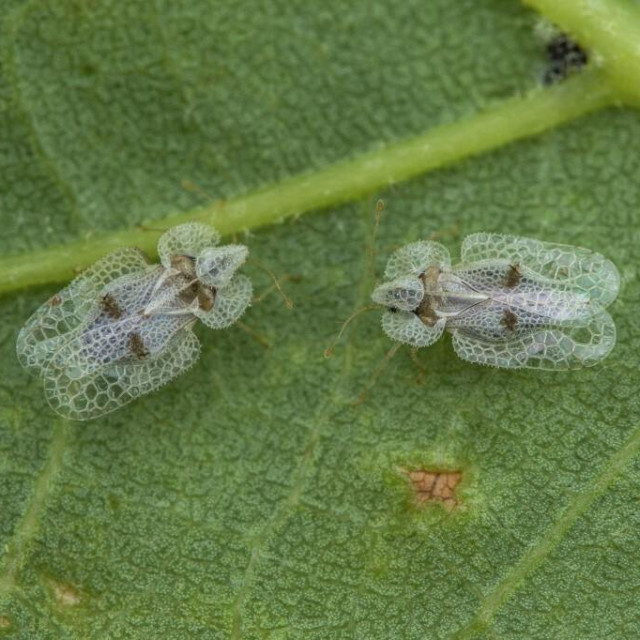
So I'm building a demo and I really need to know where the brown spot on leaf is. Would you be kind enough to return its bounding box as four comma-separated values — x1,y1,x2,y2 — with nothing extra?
402,468,462,510
0,616,11,629
51,581,81,607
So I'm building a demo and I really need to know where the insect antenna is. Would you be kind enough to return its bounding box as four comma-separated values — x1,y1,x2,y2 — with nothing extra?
236,320,272,349
248,258,293,309
323,305,378,358
352,342,401,406
181,180,228,232
181,179,218,204
367,199,384,281
325,199,388,358
253,273,300,305
136,224,167,233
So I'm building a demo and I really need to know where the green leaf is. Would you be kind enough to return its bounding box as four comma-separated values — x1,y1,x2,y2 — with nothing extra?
1,1,639,638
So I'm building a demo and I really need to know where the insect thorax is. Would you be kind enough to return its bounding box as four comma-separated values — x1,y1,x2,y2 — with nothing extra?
169,254,216,312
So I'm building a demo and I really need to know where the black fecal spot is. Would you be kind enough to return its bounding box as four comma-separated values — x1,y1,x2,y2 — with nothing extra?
543,33,588,85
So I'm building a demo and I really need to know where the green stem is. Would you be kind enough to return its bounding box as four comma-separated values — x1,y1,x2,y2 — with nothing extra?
0,72,613,295
524,0,640,103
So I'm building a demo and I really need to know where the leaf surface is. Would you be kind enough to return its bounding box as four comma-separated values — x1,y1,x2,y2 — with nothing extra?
0,1,639,638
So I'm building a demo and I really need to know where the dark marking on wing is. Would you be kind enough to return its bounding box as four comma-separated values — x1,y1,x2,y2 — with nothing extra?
416,267,440,326
416,296,438,327
128,332,149,359
171,254,196,277
500,309,518,332
505,263,521,289
101,293,123,319
197,286,215,312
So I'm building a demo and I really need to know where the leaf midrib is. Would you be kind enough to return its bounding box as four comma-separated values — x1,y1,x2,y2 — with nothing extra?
0,71,613,295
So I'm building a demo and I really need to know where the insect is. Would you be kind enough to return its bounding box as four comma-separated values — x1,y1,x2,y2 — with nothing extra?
371,233,619,370
16,222,252,420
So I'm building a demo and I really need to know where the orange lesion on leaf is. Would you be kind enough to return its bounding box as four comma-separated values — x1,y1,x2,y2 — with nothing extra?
401,468,462,510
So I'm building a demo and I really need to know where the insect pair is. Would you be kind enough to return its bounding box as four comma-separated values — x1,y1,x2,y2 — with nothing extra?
17,223,620,420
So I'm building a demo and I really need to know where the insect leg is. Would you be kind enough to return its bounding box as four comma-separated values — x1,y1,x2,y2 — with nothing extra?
352,342,401,406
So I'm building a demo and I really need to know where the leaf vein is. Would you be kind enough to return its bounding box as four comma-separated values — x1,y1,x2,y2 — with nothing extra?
454,422,640,638
0,420,69,596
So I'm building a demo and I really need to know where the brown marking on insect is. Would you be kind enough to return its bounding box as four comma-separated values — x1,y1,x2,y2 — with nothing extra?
415,296,439,327
171,254,196,277
128,333,149,359
401,468,462,510
421,264,440,287
505,263,521,288
415,267,441,326
197,286,215,312
501,309,518,332
100,293,122,319
48,294,62,307
176,275,215,311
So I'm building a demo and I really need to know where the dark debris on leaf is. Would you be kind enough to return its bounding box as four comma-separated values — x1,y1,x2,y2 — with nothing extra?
543,33,588,85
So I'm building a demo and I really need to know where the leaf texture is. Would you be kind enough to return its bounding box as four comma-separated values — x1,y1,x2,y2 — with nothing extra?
0,1,639,638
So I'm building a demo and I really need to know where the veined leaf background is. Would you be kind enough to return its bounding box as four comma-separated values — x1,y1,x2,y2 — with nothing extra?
1,0,639,638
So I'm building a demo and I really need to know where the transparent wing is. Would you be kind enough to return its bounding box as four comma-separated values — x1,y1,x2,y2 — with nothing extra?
44,307,194,379
99,266,164,317
16,248,150,371
384,241,451,279
450,262,596,321
195,274,252,329
43,324,201,421
460,233,619,306
381,310,446,348
157,223,220,268
450,306,616,370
